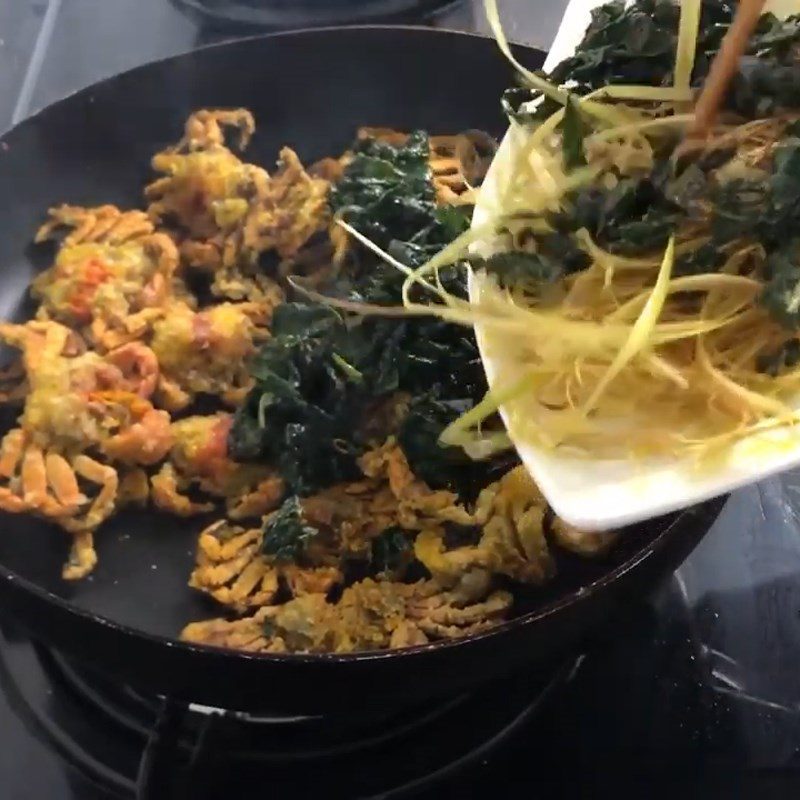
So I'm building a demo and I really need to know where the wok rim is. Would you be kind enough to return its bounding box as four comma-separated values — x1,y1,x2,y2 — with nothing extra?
0,24,724,667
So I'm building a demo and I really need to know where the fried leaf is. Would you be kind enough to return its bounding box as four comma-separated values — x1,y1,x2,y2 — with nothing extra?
561,94,586,170
474,231,589,290
760,244,800,330
674,242,723,277
233,130,503,496
536,1,800,121
370,527,412,576
756,338,800,376
262,496,319,563
398,395,513,499
229,302,398,494
328,130,435,249
476,251,563,288
561,171,681,257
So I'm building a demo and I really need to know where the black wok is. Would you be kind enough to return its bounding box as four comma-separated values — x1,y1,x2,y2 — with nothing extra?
0,26,725,714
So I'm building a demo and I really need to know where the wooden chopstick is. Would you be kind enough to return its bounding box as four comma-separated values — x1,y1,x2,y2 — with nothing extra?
690,0,768,135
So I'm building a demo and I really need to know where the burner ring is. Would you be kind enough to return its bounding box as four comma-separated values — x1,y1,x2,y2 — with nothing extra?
171,0,467,27
0,626,581,799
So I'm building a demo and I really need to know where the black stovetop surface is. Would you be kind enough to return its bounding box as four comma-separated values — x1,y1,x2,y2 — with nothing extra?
3,2,800,798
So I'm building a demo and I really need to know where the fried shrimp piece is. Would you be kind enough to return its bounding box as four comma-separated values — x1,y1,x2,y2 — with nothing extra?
34,205,180,349
208,271,284,322
299,438,465,558
151,414,283,518
188,519,340,613
182,606,280,653
188,521,279,611
3,321,171,460
181,573,512,654
182,440,524,653
118,468,150,508
414,466,555,587
182,108,256,151
150,302,266,410
96,391,173,466
0,360,27,404
405,569,511,640
550,516,619,556
63,531,98,581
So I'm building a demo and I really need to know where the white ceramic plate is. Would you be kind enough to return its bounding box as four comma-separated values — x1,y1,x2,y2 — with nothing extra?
468,0,800,530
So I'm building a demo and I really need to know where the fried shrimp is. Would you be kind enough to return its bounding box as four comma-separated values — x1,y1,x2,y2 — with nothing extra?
182,573,512,653
186,519,340,613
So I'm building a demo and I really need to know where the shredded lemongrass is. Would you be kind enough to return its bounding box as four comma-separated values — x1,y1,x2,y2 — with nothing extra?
587,114,695,144
598,85,695,102
606,274,761,321
325,0,800,464
484,0,635,127
483,0,565,104
674,0,703,90
582,238,675,414
440,371,541,448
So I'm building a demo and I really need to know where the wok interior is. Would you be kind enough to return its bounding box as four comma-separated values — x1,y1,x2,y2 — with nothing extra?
0,491,685,638
0,29,711,648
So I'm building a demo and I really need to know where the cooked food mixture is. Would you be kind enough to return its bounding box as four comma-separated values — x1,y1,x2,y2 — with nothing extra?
0,107,613,653
424,0,800,463
8,0,794,654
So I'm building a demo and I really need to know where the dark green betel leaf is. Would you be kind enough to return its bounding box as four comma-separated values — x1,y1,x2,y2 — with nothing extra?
561,94,587,170
370,527,412,576
262,496,320,563
230,129,503,496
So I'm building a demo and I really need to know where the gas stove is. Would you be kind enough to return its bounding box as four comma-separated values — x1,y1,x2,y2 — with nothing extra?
2,2,800,798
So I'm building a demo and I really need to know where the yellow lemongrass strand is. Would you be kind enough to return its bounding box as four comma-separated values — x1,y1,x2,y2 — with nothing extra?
335,218,443,297
526,145,562,205
475,284,744,349
645,354,690,390
520,86,615,150
401,223,496,306
575,229,711,271
461,431,515,460
674,0,703,90
289,276,574,335
486,0,635,127
582,237,675,414
607,274,762,322
597,85,695,102
578,87,649,124
673,415,788,449
502,152,601,218
513,88,618,146
651,313,751,344
484,0,566,105
696,335,793,418
587,113,695,145
440,370,542,447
